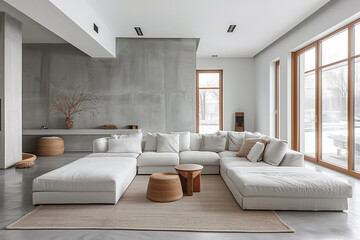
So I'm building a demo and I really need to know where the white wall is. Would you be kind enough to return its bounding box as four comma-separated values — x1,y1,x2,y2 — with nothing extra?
0,13,22,169
197,58,255,132
254,0,360,143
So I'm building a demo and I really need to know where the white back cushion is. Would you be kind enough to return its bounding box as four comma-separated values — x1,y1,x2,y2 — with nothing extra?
93,137,110,153
217,131,229,150
247,142,265,162
157,133,180,153
200,134,226,153
171,131,191,151
190,133,202,151
227,131,246,151
107,132,143,154
263,136,288,166
245,131,262,140
144,132,157,151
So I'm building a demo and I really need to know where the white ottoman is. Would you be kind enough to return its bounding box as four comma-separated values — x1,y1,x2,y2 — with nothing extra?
33,157,137,205
223,167,352,211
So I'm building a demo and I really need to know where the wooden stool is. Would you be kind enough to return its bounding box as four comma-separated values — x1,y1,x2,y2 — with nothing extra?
146,173,183,202
175,164,203,196
36,137,64,156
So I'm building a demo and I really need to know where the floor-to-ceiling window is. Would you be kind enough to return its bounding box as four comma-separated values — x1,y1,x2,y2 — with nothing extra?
293,18,360,178
196,70,223,133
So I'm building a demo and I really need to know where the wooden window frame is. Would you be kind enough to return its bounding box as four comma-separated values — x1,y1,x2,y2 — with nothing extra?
196,70,223,133
275,61,280,138
292,18,360,179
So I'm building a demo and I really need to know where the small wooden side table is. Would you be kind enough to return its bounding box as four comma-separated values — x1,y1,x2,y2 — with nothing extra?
175,164,203,196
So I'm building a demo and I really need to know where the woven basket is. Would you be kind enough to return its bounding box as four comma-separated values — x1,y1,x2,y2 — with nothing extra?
36,137,64,156
14,153,37,169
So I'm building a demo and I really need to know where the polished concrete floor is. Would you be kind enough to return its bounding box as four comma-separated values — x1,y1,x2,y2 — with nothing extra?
1,152,360,240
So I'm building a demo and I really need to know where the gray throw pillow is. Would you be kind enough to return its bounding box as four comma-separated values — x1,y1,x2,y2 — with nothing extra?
200,134,226,153
263,136,288,166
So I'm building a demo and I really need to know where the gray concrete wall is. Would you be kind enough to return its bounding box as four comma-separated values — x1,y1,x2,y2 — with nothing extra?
22,38,197,134
0,13,22,169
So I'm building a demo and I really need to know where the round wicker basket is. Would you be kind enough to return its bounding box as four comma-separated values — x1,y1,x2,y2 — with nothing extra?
36,137,64,156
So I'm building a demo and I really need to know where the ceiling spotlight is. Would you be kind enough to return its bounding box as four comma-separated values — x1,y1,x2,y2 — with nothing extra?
227,25,236,33
134,27,143,36
212,55,218,58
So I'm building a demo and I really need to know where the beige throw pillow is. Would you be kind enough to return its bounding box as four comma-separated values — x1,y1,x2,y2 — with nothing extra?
237,138,270,160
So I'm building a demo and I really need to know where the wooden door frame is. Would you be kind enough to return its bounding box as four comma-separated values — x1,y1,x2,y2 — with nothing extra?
275,61,280,138
196,70,223,133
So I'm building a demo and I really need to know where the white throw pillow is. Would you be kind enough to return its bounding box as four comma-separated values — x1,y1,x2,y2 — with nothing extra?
107,132,143,154
227,131,246,151
157,133,180,153
190,133,202,151
144,132,157,151
200,134,226,153
247,142,265,162
263,136,288,166
171,131,191,151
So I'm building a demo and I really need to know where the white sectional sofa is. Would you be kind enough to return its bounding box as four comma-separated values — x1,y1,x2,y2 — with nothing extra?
32,131,352,211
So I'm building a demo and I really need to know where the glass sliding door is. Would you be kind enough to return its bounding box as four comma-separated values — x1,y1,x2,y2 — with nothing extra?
298,47,316,158
293,18,360,179
321,62,348,168
320,30,349,168
196,70,223,134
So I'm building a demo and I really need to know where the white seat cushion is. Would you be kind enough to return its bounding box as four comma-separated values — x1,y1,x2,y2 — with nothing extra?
86,153,140,158
179,151,220,166
33,157,137,192
218,151,238,158
227,167,352,198
220,157,271,173
137,152,179,166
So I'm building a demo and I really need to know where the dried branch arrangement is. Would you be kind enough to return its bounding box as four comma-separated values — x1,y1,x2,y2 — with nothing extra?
49,85,101,118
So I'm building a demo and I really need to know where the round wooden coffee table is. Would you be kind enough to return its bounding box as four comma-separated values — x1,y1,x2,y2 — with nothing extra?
175,164,203,196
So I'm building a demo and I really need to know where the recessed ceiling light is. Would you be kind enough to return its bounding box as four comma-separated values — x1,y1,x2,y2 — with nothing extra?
227,25,236,33
134,27,143,36
212,55,218,58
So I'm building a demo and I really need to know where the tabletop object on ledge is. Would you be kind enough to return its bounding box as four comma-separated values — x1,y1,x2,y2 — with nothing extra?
102,124,118,129
128,125,138,129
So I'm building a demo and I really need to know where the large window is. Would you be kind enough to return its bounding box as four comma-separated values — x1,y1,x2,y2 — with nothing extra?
293,18,360,179
196,70,223,134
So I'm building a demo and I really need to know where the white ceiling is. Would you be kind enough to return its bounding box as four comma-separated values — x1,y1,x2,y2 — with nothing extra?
0,1,65,44
1,0,330,57
86,0,330,57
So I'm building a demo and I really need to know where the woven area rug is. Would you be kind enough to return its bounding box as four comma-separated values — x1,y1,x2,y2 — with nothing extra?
6,175,294,233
